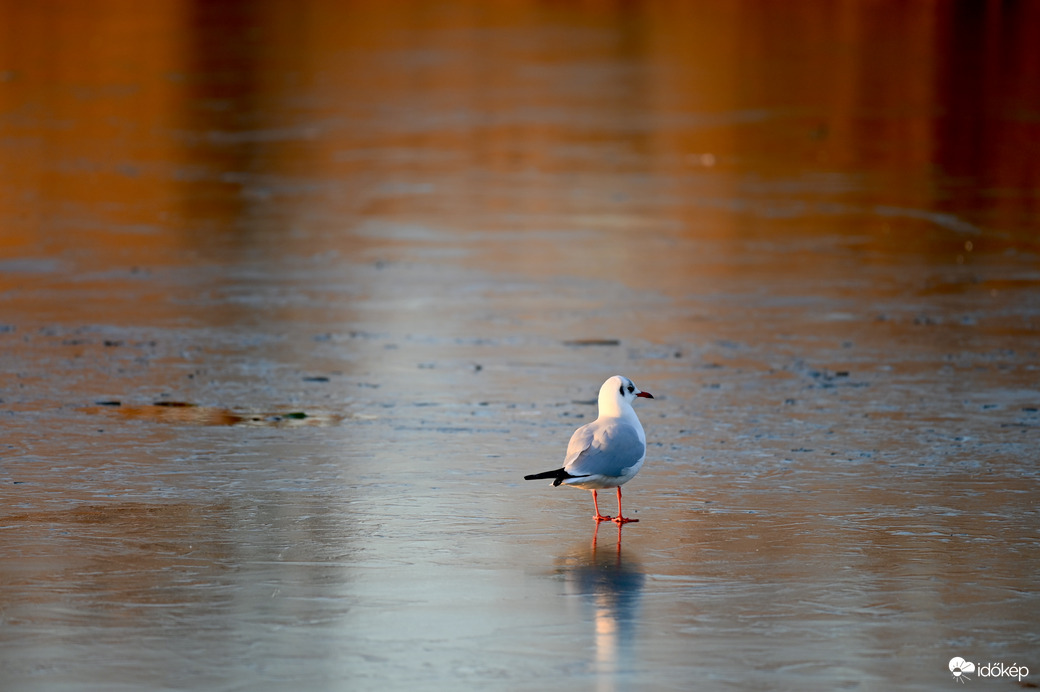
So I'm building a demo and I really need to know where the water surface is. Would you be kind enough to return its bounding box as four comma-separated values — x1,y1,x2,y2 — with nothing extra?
2,2,1039,690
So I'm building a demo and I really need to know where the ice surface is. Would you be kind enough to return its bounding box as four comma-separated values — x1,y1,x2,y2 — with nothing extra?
1,2,1038,690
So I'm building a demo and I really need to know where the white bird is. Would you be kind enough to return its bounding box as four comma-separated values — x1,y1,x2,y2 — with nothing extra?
525,375,654,524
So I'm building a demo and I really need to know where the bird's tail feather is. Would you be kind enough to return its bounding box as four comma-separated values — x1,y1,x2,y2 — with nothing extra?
524,468,576,487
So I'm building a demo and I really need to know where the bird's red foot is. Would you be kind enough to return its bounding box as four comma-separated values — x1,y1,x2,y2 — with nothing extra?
614,516,639,524
594,514,614,522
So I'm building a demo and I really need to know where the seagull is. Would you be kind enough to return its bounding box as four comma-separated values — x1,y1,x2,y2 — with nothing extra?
525,375,654,524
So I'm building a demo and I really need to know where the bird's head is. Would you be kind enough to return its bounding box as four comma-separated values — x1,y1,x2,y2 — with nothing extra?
599,375,654,413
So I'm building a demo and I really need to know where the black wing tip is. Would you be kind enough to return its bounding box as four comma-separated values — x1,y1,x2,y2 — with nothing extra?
524,469,586,487
524,469,565,482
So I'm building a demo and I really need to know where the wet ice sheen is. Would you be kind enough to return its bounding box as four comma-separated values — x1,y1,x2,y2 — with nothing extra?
2,1,1039,691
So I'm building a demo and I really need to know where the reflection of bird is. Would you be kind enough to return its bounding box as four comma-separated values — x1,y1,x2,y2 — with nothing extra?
557,523,645,689
524,376,654,524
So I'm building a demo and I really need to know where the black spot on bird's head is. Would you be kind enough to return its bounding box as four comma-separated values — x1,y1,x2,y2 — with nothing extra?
618,377,636,397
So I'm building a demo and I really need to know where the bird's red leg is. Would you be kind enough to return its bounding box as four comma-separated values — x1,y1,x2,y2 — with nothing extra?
592,490,612,522
614,486,638,524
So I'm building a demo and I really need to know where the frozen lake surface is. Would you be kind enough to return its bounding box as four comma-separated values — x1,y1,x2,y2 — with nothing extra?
1,2,1039,690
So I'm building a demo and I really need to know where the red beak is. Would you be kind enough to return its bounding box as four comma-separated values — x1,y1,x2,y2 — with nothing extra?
636,391,654,399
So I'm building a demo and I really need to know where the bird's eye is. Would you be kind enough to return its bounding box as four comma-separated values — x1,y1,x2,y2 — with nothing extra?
627,385,635,393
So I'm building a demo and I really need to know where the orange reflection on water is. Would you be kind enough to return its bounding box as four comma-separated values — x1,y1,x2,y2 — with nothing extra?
2,0,1037,258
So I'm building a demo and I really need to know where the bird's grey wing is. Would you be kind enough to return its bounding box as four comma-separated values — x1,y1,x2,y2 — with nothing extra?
564,422,645,479
563,423,596,465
